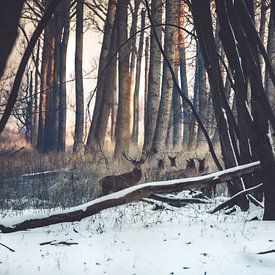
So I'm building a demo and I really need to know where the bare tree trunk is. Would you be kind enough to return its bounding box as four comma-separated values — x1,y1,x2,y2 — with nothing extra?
95,19,118,148
132,9,145,144
188,45,201,148
58,0,70,152
0,0,24,78
73,0,84,152
143,36,150,146
259,0,268,71
129,0,141,140
32,40,40,147
114,0,131,158
111,72,118,142
26,72,33,143
266,14,275,120
143,0,162,152
86,0,117,151
173,0,183,148
151,0,176,154
178,1,190,146
37,27,51,152
43,16,56,152
197,62,207,146
51,20,62,152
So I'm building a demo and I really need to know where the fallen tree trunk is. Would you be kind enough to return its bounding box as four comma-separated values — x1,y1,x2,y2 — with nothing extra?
0,161,261,233
210,183,263,214
150,194,211,207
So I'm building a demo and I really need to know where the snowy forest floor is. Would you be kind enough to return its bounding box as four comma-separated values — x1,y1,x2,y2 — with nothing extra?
0,199,274,275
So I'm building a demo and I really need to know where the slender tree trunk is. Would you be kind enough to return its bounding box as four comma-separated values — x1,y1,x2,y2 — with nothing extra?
143,0,162,152
58,0,70,152
26,72,33,143
73,0,84,152
266,14,275,118
188,45,201,148
111,75,118,142
173,0,183,148
114,0,131,158
43,15,56,152
197,63,207,146
143,36,149,146
95,18,118,148
151,0,176,154
37,27,51,152
0,0,24,78
178,1,189,146
129,0,141,140
259,1,268,71
132,9,145,144
32,40,40,148
86,0,116,151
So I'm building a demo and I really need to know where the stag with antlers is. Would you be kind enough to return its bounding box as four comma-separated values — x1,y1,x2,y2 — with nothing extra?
99,152,148,196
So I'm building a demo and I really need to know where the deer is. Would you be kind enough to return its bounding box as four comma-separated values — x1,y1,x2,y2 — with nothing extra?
185,158,198,177
166,157,197,180
144,153,165,181
195,153,209,175
168,152,179,170
194,154,213,197
99,152,148,196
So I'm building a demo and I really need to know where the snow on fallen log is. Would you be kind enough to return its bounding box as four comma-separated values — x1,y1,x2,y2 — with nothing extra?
210,183,263,214
149,194,211,207
0,161,261,233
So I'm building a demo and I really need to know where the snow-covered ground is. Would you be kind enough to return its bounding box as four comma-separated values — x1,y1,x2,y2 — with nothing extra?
0,200,274,275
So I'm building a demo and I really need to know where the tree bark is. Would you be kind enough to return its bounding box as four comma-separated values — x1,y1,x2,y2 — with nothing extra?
0,0,24,78
129,0,141,141
114,0,131,158
73,0,85,152
143,0,163,152
178,1,190,146
266,14,275,119
58,0,70,152
37,25,52,152
143,36,150,146
173,0,183,148
86,0,117,151
132,9,146,144
151,0,176,154
95,18,118,148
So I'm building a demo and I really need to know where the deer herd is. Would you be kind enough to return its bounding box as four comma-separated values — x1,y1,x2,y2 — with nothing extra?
99,151,209,196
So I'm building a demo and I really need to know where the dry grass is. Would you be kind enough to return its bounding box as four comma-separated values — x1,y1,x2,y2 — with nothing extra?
0,134,223,210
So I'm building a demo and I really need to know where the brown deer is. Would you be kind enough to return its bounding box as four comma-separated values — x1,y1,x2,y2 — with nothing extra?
144,153,165,182
157,158,165,170
166,157,197,180
168,152,179,169
99,152,148,196
196,157,209,175
195,155,213,197
185,158,197,177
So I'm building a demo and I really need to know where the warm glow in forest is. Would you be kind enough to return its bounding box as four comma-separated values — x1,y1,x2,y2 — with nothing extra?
0,1,275,274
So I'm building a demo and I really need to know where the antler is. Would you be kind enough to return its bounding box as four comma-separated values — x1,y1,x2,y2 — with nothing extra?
122,151,148,166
